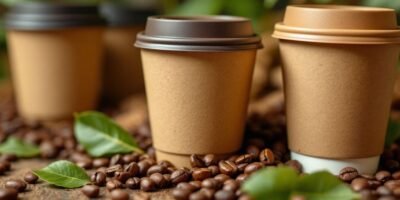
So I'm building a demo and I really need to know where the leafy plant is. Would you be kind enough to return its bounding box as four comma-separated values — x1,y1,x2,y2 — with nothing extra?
242,167,360,200
74,111,143,157
33,160,90,188
0,137,40,157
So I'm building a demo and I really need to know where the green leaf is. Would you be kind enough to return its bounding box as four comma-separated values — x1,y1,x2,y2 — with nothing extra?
385,118,400,147
0,137,40,158
242,167,298,200
171,0,226,15
295,171,360,200
74,111,143,157
33,160,90,188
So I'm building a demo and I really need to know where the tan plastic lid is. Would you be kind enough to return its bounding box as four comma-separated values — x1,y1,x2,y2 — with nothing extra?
273,5,400,44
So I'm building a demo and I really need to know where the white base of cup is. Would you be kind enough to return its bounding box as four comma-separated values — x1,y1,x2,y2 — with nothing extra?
291,152,380,175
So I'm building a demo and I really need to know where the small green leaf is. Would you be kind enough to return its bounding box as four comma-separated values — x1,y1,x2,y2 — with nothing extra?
242,167,298,200
33,160,90,188
295,171,360,200
385,118,400,147
74,111,143,157
0,137,40,157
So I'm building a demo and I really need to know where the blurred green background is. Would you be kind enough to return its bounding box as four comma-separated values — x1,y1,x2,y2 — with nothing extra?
0,0,398,81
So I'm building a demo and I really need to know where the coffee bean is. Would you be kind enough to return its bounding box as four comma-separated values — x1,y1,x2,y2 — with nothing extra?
377,186,392,196
81,185,99,198
384,180,400,191
376,170,392,182
163,174,172,186
106,179,123,191
110,189,129,200
147,165,167,176
1,154,17,162
393,187,400,197
189,181,202,190
259,148,275,164
76,160,92,169
91,171,107,186
237,163,248,173
379,196,396,200
177,182,198,192
238,194,252,200
106,164,123,177
393,171,400,180
359,189,378,200
190,154,205,168
203,154,217,166
360,174,375,180
200,188,215,199
5,179,26,192
138,160,151,176
159,160,174,168
223,179,239,192
149,173,168,188
235,154,253,164
126,177,141,189
40,141,59,158
93,158,110,168
192,168,212,181
0,161,11,171
24,172,38,184
110,154,123,166
124,162,139,177
171,169,190,185
172,188,191,200
236,174,249,183
246,145,260,157
219,161,238,177
202,178,222,190
208,165,220,176
339,167,359,182
244,162,263,174
0,188,17,200
285,160,302,173
189,191,209,200
141,177,156,192
122,154,139,164
351,178,369,192
214,174,231,183
368,180,381,189
115,171,130,183
214,190,235,200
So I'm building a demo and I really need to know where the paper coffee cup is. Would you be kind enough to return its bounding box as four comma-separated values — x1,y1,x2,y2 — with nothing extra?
135,16,262,167
5,3,105,121
273,5,400,174
100,4,155,103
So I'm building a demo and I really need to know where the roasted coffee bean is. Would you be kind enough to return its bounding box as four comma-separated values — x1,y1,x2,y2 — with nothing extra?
177,182,198,192
147,165,167,175
393,187,400,197
93,158,110,168
236,174,249,183
376,170,392,182
189,181,202,190
172,188,191,200
110,189,129,200
163,174,171,186
110,154,123,166
223,179,239,192
384,180,400,191
1,154,17,162
235,154,253,164
244,162,263,175
141,177,156,192
124,162,139,177
149,173,168,188
219,161,238,177
359,189,378,200
76,160,92,169
115,171,130,183
339,167,359,182
0,188,17,200
171,169,190,185
0,161,11,171
91,171,107,186
159,160,174,168
106,179,123,191
285,160,302,173
126,177,141,189
214,190,235,200
246,145,260,157
368,180,381,189
138,161,151,176
214,174,231,183
208,165,220,176
106,164,123,177
122,154,139,164
360,174,375,180
81,185,99,198
379,196,397,200
203,154,217,166
259,148,275,164
190,154,205,168
24,172,38,184
200,188,215,199
238,194,252,200
377,186,392,196
189,191,209,200
351,178,369,192
202,178,222,190
5,179,26,192
192,168,212,181
237,163,248,173
393,171,400,180
40,141,59,158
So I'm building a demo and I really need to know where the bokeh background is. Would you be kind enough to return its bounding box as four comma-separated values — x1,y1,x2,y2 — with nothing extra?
0,0,398,99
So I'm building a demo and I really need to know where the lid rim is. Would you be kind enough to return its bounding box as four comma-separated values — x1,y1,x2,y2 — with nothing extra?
134,41,263,52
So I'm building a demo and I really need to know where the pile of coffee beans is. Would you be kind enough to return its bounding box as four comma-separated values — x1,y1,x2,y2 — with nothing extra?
1,94,400,199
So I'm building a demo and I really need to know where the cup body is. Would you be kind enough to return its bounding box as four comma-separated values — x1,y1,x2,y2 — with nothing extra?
141,49,256,167
102,26,145,102
280,40,399,158
7,27,103,121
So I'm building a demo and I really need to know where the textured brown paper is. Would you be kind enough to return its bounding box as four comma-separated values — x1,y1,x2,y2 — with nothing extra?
7,27,104,121
102,26,145,102
141,49,256,164
280,40,399,159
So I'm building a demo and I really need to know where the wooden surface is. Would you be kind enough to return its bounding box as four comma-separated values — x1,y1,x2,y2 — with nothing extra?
0,159,174,200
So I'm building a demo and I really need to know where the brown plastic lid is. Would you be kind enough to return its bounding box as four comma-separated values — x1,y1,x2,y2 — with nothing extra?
135,15,262,52
273,5,400,44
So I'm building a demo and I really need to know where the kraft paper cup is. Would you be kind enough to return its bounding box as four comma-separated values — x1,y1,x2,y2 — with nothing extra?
273,5,400,174
135,16,262,167
100,4,155,103
5,3,105,121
